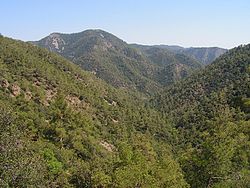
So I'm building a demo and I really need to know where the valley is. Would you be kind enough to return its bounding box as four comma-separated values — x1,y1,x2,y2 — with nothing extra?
0,31,249,187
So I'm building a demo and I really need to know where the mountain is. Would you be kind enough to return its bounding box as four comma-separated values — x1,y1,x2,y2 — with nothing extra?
0,36,189,187
32,30,204,91
32,30,161,93
1,34,249,188
182,47,228,65
155,45,228,65
152,44,250,187
131,44,203,85
154,45,249,115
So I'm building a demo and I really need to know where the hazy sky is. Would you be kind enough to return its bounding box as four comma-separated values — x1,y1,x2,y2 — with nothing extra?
1,0,250,48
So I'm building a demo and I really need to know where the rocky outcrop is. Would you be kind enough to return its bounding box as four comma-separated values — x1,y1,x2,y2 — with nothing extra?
10,83,21,97
1,79,9,88
99,141,116,152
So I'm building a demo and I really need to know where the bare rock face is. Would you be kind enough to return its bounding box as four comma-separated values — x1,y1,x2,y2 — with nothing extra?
1,79,9,88
66,95,82,107
111,118,119,123
46,33,66,53
99,141,116,152
43,89,57,106
24,91,32,100
11,83,21,96
103,97,117,106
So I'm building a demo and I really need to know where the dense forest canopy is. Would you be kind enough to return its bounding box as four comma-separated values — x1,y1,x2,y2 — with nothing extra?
0,34,249,188
0,36,188,187
152,44,250,187
33,30,220,93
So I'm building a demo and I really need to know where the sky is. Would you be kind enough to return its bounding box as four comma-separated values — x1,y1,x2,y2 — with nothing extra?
1,0,250,48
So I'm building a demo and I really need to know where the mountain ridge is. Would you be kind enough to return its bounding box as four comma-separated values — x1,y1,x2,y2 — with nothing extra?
133,44,228,65
32,30,163,93
32,29,209,91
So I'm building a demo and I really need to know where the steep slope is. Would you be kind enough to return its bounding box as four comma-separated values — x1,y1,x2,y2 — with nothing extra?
155,45,228,65
154,45,249,115
153,44,250,187
33,30,208,91
132,44,203,85
32,30,161,93
0,36,188,187
183,47,228,65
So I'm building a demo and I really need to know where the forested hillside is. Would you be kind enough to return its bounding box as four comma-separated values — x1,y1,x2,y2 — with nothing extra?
152,44,250,187
1,35,249,188
32,30,161,93
0,36,189,187
1,0,249,187
33,30,205,91
132,44,203,86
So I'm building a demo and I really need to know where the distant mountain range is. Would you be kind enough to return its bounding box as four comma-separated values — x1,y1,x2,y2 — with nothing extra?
133,44,228,65
32,30,227,92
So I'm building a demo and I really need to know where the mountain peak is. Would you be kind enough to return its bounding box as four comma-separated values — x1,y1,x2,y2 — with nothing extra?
48,32,61,37
40,32,65,52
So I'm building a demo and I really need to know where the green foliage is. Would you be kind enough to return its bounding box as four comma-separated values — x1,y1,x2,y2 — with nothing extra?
0,36,188,187
43,148,63,174
153,44,250,187
33,30,209,93
0,104,48,187
1,34,249,188
33,30,162,94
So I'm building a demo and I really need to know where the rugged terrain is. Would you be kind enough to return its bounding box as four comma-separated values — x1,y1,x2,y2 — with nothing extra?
0,36,188,187
33,30,211,91
0,33,249,188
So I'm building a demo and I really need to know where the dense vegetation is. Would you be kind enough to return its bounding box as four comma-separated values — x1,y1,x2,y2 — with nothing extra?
153,44,250,187
33,30,207,92
132,45,203,86
32,30,161,93
0,36,188,187
1,34,249,188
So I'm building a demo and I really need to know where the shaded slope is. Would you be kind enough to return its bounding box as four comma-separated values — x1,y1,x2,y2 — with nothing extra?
131,44,203,86
183,47,228,65
155,45,227,65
